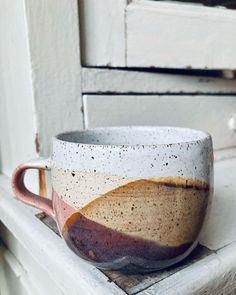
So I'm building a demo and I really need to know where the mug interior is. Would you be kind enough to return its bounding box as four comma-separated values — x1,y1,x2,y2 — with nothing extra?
55,126,210,146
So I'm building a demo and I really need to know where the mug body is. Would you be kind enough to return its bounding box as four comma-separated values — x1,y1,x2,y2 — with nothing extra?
51,126,213,272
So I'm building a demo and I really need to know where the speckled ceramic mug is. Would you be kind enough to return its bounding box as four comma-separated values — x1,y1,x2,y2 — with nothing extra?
12,126,213,272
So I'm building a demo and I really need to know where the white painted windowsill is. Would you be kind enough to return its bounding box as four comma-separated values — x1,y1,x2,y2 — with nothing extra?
0,150,236,295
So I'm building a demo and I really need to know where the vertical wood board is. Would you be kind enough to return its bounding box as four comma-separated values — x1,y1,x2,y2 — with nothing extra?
24,0,83,156
0,0,38,177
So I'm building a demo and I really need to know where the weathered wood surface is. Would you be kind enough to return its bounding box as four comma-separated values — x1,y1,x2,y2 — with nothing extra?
24,0,83,156
36,213,213,295
103,246,212,295
0,0,38,178
126,0,236,69
79,0,126,67
82,68,236,94
80,0,236,69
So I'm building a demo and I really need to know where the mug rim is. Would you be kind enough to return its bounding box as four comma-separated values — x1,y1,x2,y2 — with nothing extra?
53,126,212,148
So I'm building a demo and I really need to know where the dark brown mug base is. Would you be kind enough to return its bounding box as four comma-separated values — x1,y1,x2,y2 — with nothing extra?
63,213,198,273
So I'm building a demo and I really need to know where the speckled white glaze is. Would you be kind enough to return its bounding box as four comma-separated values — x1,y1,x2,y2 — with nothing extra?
51,126,213,210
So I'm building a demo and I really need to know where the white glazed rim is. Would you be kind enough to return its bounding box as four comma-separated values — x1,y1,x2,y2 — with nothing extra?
53,126,212,148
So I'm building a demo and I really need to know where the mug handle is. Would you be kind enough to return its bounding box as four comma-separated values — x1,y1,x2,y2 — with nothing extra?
11,158,55,219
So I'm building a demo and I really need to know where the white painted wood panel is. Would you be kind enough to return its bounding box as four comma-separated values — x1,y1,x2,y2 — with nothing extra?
79,0,126,67
82,68,236,94
126,0,236,69
0,0,38,176
24,0,83,156
0,261,31,295
200,156,236,250
139,241,236,294
0,242,39,295
83,95,236,150
0,0,84,188
0,225,66,295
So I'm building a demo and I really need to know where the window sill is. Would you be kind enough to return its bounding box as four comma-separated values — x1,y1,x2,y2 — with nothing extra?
0,149,236,294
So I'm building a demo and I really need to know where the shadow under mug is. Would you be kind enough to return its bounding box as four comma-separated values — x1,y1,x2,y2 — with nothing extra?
12,126,213,272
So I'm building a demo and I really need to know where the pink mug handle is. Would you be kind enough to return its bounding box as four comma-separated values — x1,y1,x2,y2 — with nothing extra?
11,158,55,219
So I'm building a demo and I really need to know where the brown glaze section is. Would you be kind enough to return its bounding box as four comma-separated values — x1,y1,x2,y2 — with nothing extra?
65,178,209,247
63,213,192,264
149,176,209,190
60,177,209,269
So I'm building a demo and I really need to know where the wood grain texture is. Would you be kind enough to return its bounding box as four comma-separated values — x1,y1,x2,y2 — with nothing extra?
127,0,236,69
83,95,236,150
82,68,236,94
80,0,126,66
24,0,83,156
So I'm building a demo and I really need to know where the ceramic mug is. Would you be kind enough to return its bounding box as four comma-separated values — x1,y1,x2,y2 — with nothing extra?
12,126,213,272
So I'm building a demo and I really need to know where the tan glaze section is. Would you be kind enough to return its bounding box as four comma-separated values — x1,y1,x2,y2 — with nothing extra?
52,168,136,210
63,177,209,248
